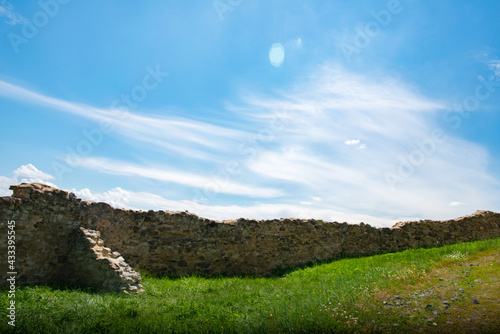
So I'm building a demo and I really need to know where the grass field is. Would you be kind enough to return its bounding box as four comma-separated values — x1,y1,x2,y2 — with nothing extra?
1,238,499,333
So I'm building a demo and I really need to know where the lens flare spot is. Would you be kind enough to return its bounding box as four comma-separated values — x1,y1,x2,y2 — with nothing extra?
269,43,285,67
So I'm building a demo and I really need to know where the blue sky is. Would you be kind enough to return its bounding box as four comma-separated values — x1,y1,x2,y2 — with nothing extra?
1,0,499,226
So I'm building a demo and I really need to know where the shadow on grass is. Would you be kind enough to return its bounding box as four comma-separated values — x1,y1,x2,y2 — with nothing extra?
0,281,133,296
140,236,500,281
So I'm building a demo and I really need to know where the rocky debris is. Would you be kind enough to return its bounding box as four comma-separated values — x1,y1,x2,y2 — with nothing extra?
471,298,480,304
67,227,144,294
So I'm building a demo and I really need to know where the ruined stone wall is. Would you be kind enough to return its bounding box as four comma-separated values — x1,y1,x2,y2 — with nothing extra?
1,183,499,289
0,184,143,293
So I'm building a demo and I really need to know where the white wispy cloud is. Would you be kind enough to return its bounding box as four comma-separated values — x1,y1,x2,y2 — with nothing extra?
0,177,14,196
0,0,25,25
471,48,500,80
344,139,360,145
0,80,248,162
486,59,500,79
0,164,56,196
13,163,54,180
77,157,283,198
449,202,467,207
233,65,500,220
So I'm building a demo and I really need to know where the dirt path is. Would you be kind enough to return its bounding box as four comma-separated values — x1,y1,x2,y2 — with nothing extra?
370,249,500,333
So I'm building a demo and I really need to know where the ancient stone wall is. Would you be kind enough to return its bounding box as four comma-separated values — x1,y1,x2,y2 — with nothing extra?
1,183,499,290
0,184,143,293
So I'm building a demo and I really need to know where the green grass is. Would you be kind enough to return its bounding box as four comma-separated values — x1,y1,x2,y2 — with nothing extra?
1,238,499,333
